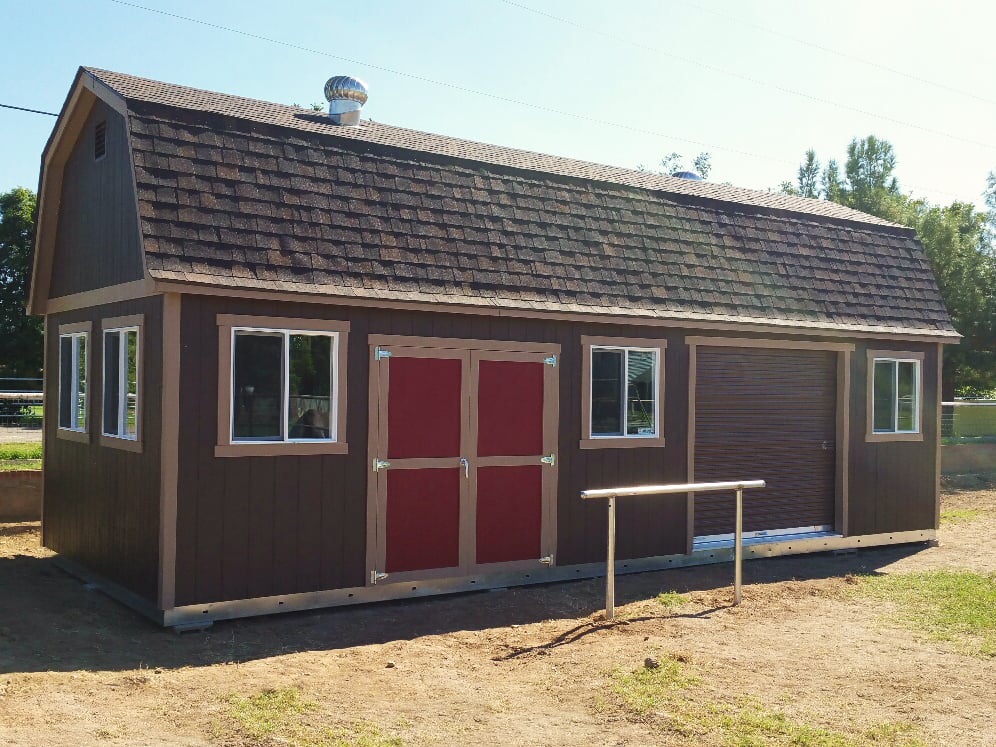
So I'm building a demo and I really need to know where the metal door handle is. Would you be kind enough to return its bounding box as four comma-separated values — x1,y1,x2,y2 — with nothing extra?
459,457,469,478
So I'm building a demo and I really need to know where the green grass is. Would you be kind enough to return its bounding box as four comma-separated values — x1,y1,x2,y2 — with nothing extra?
225,688,402,747
656,591,690,608
0,459,41,472
856,570,996,657
611,655,698,715
939,508,985,525
0,443,42,460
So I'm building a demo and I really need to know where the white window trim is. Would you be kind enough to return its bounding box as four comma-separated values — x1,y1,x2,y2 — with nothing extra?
58,331,88,433
872,357,922,435
588,344,661,440
230,326,340,445
102,326,140,441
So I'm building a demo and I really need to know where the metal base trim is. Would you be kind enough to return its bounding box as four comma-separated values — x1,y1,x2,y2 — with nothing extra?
52,556,165,625
160,528,936,628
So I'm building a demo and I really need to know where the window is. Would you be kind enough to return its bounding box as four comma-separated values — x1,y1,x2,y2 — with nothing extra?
581,336,665,449
58,326,89,436
867,350,924,441
216,315,350,457
103,326,140,440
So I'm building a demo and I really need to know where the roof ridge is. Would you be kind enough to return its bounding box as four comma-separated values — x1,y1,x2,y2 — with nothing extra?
83,66,904,230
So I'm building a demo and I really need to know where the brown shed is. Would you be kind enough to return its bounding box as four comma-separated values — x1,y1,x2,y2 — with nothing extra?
28,67,957,627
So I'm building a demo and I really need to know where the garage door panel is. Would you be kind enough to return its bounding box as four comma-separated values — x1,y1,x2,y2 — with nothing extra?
694,347,837,537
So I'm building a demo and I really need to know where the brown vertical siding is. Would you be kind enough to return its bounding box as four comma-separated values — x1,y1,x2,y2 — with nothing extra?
174,296,690,606
48,99,144,298
847,341,939,535
43,296,163,601
173,294,940,607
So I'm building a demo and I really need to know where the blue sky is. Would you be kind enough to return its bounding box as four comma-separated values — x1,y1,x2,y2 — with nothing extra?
2,0,994,208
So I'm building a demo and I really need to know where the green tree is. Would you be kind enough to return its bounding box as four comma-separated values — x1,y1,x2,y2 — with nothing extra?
640,151,712,179
785,140,996,396
797,149,820,198
0,187,42,377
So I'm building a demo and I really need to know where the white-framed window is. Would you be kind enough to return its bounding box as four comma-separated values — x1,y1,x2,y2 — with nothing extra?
587,343,662,441
102,326,140,440
230,327,340,444
872,357,921,434
58,331,88,432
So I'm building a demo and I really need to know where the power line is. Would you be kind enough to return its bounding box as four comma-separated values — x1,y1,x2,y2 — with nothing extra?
106,0,790,167
498,0,996,154
678,0,996,109
0,103,58,117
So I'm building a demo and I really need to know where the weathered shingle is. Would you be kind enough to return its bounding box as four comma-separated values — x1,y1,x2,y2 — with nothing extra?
87,67,956,336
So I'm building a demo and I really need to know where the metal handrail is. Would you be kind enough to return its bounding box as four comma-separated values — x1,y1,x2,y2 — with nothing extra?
580,479,766,619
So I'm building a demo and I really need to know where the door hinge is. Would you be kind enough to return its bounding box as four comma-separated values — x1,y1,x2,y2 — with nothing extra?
372,458,391,472
539,555,554,565
374,346,392,360
540,453,556,466
543,355,557,367
370,570,389,585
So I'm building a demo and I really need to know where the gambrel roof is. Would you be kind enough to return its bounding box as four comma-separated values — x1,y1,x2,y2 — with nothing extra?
33,67,958,338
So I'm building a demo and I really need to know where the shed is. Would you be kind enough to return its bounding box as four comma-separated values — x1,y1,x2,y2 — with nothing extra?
28,67,958,627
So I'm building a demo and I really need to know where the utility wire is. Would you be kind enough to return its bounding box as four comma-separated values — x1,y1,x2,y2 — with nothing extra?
678,0,996,109
498,0,996,153
0,103,58,117
106,0,791,167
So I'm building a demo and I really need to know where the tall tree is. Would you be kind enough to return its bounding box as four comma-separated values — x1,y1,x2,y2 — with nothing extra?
797,149,820,198
0,188,42,377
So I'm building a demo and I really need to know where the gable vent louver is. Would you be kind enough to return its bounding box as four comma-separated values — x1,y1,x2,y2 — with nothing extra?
94,121,107,160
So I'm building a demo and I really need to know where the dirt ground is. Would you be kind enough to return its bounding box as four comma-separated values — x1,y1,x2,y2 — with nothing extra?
1,479,994,747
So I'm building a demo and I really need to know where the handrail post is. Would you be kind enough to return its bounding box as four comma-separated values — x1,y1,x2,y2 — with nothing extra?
734,488,743,605
606,495,616,620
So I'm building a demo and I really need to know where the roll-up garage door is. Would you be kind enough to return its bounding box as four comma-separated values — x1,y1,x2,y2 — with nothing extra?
694,346,837,538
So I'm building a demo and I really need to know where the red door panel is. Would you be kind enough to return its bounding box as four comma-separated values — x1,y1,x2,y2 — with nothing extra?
476,465,542,564
477,360,544,457
385,468,460,573
388,357,462,459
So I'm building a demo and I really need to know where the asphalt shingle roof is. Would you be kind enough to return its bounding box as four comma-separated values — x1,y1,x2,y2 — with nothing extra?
84,67,956,336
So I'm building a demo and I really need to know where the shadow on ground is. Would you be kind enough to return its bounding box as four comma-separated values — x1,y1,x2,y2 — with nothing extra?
0,528,926,676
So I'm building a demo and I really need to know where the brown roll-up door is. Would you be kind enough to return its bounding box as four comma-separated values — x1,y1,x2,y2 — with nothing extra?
694,347,836,537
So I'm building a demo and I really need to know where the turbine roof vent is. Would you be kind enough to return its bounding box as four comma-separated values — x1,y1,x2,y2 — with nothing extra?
324,75,368,126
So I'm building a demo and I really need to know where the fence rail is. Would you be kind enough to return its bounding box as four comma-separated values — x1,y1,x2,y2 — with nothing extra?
580,479,766,619
0,379,44,428
941,400,996,440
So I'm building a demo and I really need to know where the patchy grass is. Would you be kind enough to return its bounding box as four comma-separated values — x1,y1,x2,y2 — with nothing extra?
0,459,41,472
224,687,402,747
939,508,985,525
611,655,698,715
0,443,42,461
656,590,690,608
856,570,996,657
610,659,924,745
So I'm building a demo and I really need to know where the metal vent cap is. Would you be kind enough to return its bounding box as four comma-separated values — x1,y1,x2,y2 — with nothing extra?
324,75,369,106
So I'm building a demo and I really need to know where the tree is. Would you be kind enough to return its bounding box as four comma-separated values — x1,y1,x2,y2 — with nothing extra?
0,188,42,377
784,139,996,397
797,149,820,198
640,151,712,179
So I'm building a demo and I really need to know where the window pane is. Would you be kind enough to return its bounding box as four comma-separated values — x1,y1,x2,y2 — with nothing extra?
872,360,896,432
287,334,333,440
591,349,623,435
626,350,656,436
103,331,121,435
233,332,283,440
75,336,87,430
897,361,917,432
124,330,138,438
59,336,73,429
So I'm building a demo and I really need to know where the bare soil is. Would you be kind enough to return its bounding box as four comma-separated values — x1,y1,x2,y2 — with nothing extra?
1,479,994,746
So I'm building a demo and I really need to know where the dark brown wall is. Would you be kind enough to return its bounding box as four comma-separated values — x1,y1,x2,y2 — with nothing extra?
848,341,940,535
174,295,689,606
174,294,941,607
48,99,144,298
43,296,163,602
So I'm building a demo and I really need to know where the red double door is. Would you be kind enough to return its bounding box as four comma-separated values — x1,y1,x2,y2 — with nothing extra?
367,339,559,583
